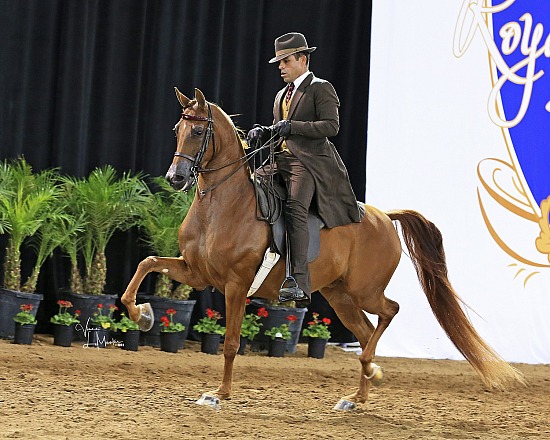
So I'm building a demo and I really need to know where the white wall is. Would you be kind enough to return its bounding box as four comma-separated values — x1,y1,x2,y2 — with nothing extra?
367,0,550,364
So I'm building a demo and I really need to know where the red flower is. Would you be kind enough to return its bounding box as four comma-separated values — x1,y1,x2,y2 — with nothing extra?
75,310,81,317
322,317,331,325
245,298,251,305
166,308,177,316
206,308,222,320
257,307,268,318
57,300,73,308
97,304,103,309
307,321,315,326
20,304,33,312
108,304,118,311
160,316,170,327
287,314,298,322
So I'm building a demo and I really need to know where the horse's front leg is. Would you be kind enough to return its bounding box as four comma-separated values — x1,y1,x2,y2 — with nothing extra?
199,283,246,403
121,256,189,322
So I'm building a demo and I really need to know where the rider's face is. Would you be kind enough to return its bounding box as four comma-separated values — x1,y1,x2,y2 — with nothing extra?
278,54,307,83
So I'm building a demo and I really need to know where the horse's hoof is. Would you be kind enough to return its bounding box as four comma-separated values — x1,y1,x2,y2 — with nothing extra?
333,399,357,411
136,303,154,332
364,362,384,386
195,393,221,410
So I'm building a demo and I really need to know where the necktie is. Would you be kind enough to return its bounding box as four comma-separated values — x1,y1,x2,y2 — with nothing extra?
285,82,295,105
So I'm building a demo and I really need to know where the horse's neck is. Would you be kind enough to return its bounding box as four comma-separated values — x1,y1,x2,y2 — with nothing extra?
196,115,255,213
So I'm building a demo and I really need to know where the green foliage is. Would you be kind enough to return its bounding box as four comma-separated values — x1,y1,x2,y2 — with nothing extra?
0,158,63,292
13,304,37,325
264,323,292,340
240,313,262,340
159,308,186,333
113,313,140,332
50,300,80,326
90,303,118,329
139,177,194,298
60,166,149,295
193,309,226,335
302,313,332,339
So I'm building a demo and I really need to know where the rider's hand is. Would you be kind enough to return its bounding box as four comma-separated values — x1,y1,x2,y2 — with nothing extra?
272,120,291,138
246,125,266,148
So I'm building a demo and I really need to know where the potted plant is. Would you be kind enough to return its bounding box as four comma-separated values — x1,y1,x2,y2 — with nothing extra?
113,313,141,352
159,308,186,353
193,308,226,355
50,300,80,347
12,303,37,345
0,158,63,338
264,323,292,357
86,303,117,348
239,300,266,354
247,298,307,353
302,313,332,359
136,177,195,347
57,166,148,339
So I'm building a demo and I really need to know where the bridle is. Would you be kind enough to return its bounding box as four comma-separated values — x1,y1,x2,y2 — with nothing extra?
173,101,279,197
173,103,215,195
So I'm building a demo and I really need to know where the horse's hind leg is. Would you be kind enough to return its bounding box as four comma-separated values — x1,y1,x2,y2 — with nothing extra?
321,285,399,407
320,286,376,405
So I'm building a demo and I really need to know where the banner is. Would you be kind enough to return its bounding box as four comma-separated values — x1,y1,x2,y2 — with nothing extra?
367,0,550,363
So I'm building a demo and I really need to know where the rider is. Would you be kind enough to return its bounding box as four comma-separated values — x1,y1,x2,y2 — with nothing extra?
247,32,361,306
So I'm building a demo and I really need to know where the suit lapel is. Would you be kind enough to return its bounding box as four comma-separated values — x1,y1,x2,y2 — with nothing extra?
288,73,313,119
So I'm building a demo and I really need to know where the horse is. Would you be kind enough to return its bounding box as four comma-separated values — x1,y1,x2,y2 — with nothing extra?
121,88,524,409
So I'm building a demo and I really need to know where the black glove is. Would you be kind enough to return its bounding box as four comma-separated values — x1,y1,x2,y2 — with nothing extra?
246,125,266,148
272,120,291,138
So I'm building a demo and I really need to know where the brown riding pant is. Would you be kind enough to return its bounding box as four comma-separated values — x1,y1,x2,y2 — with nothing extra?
275,151,315,296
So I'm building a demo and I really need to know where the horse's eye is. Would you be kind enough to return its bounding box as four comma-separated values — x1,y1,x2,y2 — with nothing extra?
192,126,204,136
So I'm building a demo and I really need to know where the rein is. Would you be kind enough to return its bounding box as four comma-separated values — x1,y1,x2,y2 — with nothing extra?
174,102,279,197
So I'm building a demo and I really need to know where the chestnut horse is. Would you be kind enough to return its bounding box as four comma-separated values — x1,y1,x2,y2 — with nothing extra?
122,88,524,409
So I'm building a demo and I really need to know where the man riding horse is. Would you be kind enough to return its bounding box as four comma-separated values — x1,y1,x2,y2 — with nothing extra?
247,32,361,306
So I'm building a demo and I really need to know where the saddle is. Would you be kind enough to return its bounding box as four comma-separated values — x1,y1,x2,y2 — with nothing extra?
253,165,323,263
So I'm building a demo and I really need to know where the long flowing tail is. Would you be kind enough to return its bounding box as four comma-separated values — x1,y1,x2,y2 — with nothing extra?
387,209,525,390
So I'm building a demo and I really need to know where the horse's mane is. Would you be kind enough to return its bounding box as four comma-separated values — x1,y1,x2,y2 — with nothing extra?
183,98,249,155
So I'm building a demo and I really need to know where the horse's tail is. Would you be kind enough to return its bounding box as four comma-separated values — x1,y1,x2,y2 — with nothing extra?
387,209,525,390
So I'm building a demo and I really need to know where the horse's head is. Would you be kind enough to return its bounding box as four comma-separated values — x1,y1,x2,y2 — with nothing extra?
166,88,215,191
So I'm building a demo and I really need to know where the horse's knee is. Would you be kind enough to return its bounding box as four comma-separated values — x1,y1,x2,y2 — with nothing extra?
138,256,158,271
223,339,240,358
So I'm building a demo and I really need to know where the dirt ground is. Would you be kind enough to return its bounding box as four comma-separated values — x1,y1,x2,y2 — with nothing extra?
0,335,549,440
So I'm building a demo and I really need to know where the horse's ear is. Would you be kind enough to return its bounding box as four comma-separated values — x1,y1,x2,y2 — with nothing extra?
174,87,190,108
195,88,206,109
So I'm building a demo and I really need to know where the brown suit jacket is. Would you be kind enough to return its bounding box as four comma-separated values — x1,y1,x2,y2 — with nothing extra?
273,72,361,228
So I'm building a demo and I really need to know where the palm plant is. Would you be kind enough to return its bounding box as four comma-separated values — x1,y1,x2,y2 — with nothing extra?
61,166,149,295
0,158,63,292
139,177,194,298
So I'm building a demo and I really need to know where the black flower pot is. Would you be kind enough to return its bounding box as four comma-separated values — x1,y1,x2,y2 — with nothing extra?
238,336,249,355
122,330,141,352
13,323,35,345
200,332,221,355
86,327,109,348
53,324,74,347
307,338,328,359
0,288,42,339
160,331,182,353
268,337,286,357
